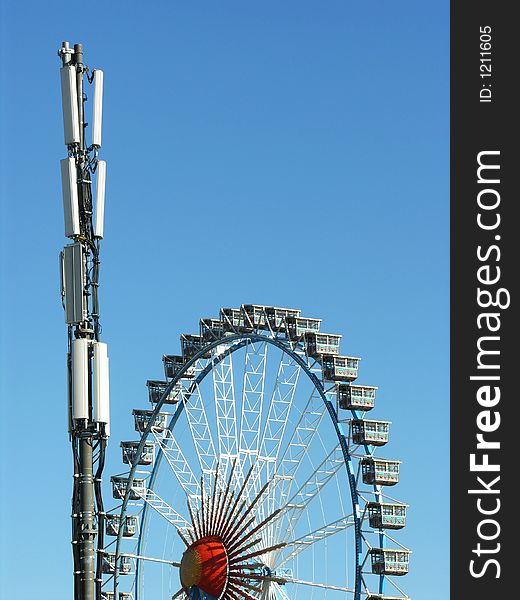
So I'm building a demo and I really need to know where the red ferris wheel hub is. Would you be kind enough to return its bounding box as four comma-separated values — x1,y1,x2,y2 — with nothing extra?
180,535,228,597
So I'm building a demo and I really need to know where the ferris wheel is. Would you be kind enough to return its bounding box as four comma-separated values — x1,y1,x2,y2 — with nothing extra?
101,304,411,600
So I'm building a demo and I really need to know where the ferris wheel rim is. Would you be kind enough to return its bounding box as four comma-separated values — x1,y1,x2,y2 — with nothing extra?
110,329,403,600
140,336,359,599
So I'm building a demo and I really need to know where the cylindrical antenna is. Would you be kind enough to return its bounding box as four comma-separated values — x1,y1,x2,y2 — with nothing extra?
93,341,110,436
91,70,104,147
94,160,106,238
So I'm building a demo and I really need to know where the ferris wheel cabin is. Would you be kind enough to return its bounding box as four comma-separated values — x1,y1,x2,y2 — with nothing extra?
361,457,401,485
322,355,360,382
111,476,146,500
351,419,391,446
162,355,196,379
337,384,377,411
264,306,301,331
181,334,212,359
369,548,411,576
121,440,155,466
146,379,182,405
101,592,133,600
132,409,168,433
285,316,322,340
220,307,252,333
200,318,225,342
221,305,305,334
366,502,407,529
102,553,132,575
304,332,342,357
105,513,138,537
241,304,271,330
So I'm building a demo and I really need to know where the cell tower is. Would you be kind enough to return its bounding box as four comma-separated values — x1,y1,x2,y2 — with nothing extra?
58,41,109,600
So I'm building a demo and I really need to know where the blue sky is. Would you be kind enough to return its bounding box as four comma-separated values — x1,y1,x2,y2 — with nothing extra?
0,1,449,599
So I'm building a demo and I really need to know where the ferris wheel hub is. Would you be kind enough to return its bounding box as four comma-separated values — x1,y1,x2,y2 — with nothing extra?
180,536,228,597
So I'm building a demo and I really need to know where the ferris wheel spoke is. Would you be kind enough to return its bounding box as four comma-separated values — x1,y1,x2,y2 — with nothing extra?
213,459,240,537
260,387,326,520
270,583,290,600
213,352,239,470
246,575,355,595
251,353,301,516
257,582,278,600
139,487,192,536
226,582,260,600
125,553,181,568
272,444,345,545
378,574,410,597
241,345,285,508
243,581,284,600
273,512,355,569
258,353,301,464
378,531,411,551
224,479,274,549
151,429,200,504
182,380,218,476
238,341,268,472
282,577,355,594
225,587,245,600
233,580,264,595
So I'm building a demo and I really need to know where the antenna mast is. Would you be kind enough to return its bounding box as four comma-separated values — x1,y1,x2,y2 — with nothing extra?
58,41,109,600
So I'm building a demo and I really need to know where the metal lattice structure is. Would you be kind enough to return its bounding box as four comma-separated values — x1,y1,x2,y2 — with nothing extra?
102,305,411,600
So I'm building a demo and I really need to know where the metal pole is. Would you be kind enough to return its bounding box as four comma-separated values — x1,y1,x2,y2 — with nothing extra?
74,44,84,150
79,434,96,600
58,40,109,600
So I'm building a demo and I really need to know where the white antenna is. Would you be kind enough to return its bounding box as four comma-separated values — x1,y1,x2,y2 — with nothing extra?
60,157,80,237
71,338,89,421
93,341,110,435
62,242,87,324
94,160,106,238
91,69,104,147
60,65,80,145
